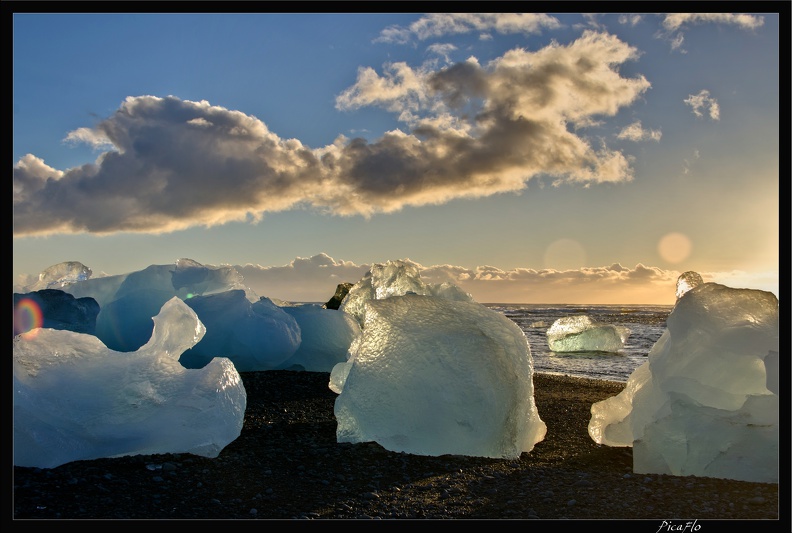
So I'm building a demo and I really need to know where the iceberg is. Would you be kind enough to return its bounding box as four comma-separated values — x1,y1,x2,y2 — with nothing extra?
179,292,301,372
13,289,100,337
588,273,779,483
13,297,247,469
17,261,93,292
338,259,473,325
546,315,630,353
334,294,546,458
58,259,259,352
276,303,361,372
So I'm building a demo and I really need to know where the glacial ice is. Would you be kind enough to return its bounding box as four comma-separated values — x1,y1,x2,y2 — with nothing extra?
15,260,366,373
60,259,258,352
179,291,301,371
333,293,547,458
675,270,704,299
588,274,779,483
276,303,361,372
17,260,94,292
13,297,246,469
338,259,473,325
546,315,630,353
13,289,100,337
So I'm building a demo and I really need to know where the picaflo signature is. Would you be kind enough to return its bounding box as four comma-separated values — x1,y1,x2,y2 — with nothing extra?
656,520,701,533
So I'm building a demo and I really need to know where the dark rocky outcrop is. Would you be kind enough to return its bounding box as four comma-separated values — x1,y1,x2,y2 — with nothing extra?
323,282,354,310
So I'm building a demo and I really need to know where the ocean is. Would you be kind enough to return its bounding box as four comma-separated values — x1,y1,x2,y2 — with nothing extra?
485,303,673,383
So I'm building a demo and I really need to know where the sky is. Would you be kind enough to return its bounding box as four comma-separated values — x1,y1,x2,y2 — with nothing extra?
11,10,783,304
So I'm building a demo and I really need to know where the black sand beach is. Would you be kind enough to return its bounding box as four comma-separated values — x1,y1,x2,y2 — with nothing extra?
12,371,780,522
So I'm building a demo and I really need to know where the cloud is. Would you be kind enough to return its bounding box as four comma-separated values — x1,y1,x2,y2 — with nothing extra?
222,254,687,304
232,253,370,302
14,31,650,237
658,13,764,51
617,121,662,142
706,269,780,295
63,127,114,150
13,154,64,204
334,62,428,114
375,13,562,44
573,14,606,31
618,14,643,27
681,148,701,175
14,96,327,236
16,252,777,305
661,13,764,32
684,90,720,120
395,260,684,304
425,43,457,64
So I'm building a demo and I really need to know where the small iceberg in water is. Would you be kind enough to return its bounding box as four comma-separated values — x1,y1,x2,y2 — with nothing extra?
546,315,630,353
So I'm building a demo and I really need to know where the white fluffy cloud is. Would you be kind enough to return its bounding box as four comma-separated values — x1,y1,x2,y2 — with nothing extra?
63,127,115,149
231,255,687,305
661,13,764,32
16,252,773,305
659,13,764,51
375,13,562,44
414,261,709,304
684,90,720,120
617,121,662,142
233,253,370,302
619,14,643,27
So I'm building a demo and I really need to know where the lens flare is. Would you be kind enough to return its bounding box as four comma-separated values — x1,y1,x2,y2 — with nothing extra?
14,298,44,339
543,238,587,270
658,232,692,264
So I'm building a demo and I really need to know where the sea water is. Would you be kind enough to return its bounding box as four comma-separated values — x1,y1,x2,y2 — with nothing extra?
486,304,672,383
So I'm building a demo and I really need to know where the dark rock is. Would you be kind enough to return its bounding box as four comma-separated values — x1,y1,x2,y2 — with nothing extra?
323,282,354,310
